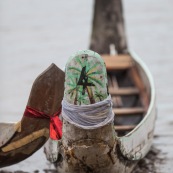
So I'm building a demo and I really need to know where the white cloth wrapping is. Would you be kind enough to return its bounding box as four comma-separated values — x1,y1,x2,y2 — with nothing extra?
62,95,114,129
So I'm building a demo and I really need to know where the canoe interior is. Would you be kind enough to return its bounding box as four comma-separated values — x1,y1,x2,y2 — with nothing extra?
102,54,150,137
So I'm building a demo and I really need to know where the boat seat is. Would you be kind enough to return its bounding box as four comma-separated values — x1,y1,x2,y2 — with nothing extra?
109,87,139,96
114,125,135,131
102,54,134,70
0,121,21,147
113,108,145,115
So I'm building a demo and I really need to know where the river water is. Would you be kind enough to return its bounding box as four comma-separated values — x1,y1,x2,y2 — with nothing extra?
0,0,173,172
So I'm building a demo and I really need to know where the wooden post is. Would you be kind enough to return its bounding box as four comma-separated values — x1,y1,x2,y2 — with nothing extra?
89,0,128,54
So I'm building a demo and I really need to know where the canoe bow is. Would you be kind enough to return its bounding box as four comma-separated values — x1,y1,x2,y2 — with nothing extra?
0,63,64,168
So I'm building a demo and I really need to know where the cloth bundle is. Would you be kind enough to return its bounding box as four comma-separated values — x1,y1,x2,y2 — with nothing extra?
62,95,114,129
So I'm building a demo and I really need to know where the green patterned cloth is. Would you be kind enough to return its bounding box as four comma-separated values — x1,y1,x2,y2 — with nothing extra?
64,50,108,105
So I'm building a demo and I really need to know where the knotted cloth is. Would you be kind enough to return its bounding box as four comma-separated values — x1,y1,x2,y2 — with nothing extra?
24,106,62,140
62,95,114,129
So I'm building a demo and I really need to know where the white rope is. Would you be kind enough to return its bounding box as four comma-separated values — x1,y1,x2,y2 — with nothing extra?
62,95,114,129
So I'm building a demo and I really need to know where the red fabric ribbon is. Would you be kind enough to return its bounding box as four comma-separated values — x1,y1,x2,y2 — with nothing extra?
24,106,62,140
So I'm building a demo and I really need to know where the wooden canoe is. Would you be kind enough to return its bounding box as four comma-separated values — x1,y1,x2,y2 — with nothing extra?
56,52,156,173
103,51,156,161
0,64,64,168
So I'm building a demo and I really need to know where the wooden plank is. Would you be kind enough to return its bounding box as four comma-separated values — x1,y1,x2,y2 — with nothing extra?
109,87,139,95
111,75,123,107
108,75,123,107
114,125,136,131
113,108,145,115
129,67,149,112
102,54,134,70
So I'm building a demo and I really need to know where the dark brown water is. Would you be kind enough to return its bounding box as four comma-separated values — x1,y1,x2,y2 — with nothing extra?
0,0,173,172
